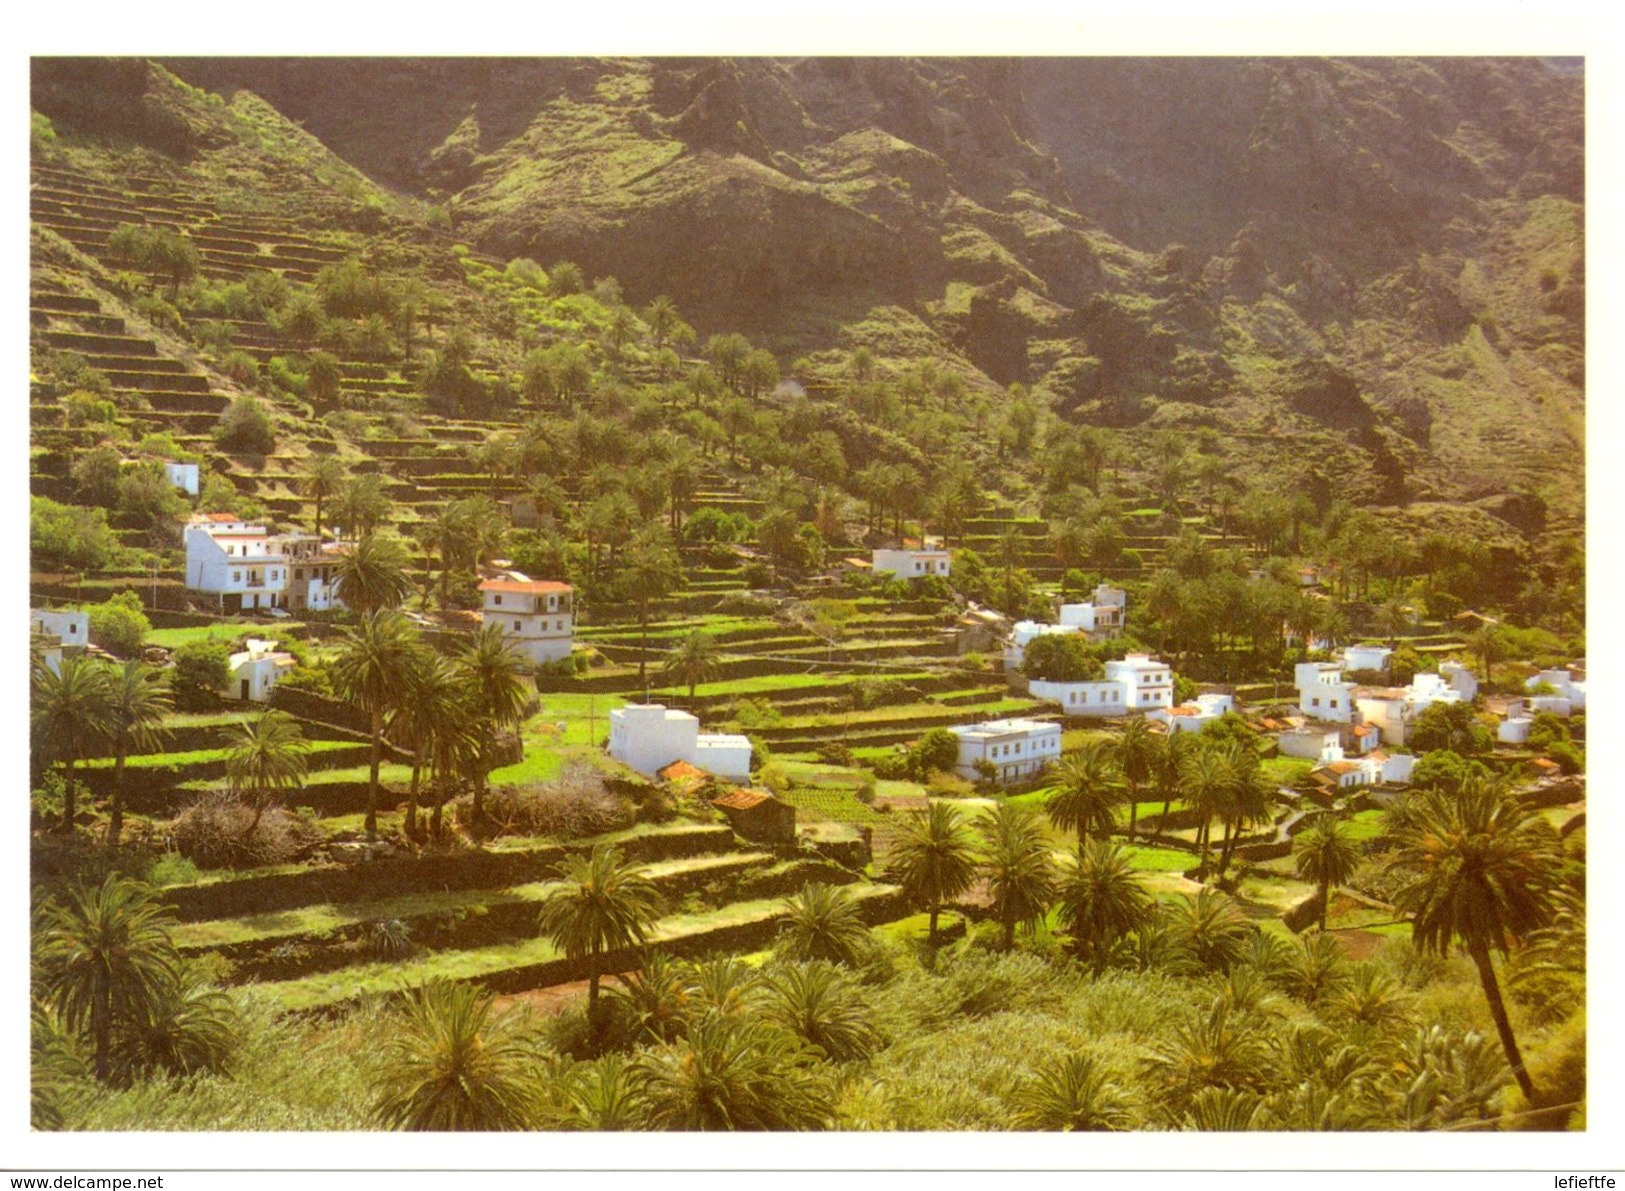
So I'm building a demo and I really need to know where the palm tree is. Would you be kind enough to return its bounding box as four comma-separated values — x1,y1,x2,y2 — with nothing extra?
536,845,662,1021
331,532,413,616
1469,623,1503,684
1115,715,1159,841
372,981,542,1131
387,648,464,841
661,630,720,704
1057,840,1154,973
1179,744,1235,879
885,802,980,945
624,526,682,689
1010,1053,1134,1131
633,1014,833,1130
1168,887,1254,973
31,655,114,833
225,711,311,837
552,1052,647,1130
456,622,532,826
104,660,172,850
1147,999,1272,1120
775,883,872,966
1046,743,1126,853
1293,815,1362,931
330,610,420,835
979,803,1058,950
1385,778,1560,1101
302,454,345,538
1152,729,1196,836
759,961,883,1061
1211,742,1272,882
1279,931,1350,1009
36,875,179,1082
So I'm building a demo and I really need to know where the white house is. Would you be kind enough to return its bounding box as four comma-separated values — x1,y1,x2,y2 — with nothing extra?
1295,661,1357,724
948,718,1062,784
608,703,751,781
224,638,297,702
1028,677,1128,718
1004,619,1082,670
1149,692,1235,734
164,461,200,497
1058,584,1127,639
1526,667,1585,711
1279,723,1346,761
478,575,573,665
282,534,347,612
1104,654,1174,710
30,608,87,677
184,515,289,612
1498,703,1534,744
1343,644,1392,673
1439,661,1479,700
1310,743,1415,790
872,546,951,580
1352,671,1466,747
31,608,89,651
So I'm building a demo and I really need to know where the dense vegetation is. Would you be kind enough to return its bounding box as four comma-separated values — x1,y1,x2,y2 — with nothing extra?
28,56,1585,1136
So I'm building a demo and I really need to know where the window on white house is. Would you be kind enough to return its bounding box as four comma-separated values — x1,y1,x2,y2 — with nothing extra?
233,571,241,583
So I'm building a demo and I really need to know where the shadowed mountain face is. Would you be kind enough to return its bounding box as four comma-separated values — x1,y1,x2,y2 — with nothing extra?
38,56,1585,517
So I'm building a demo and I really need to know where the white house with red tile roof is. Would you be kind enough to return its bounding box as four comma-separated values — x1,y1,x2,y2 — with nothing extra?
1148,693,1234,735
478,574,573,665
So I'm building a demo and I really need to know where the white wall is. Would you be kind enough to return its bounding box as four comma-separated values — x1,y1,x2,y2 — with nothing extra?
1029,678,1126,717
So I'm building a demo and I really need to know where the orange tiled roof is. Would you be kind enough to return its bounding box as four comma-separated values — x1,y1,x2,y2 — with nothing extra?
479,578,571,594
713,789,773,811
659,760,707,784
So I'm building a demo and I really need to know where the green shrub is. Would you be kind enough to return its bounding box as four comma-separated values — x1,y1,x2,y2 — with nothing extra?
89,591,152,657
171,640,229,709
214,396,276,455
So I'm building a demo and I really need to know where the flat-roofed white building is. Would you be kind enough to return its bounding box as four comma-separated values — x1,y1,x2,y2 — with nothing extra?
1296,661,1357,724
872,547,951,579
164,461,200,497
1028,678,1127,718
1343,644,1392,673
1004,619,1082,670
224,638,297,702
478,575,573,665
1148,692,1235,734
1526,667,1585,711
948,718,1062,784
1058,584,1127,639
608,703,751,781
30,608,88,676
1104,653,1174,710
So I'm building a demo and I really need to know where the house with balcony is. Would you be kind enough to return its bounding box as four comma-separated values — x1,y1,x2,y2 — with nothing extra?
948,718,1062,784
184,515,353,614
608,703,751,781
478,575,574,665
183,515,290,612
